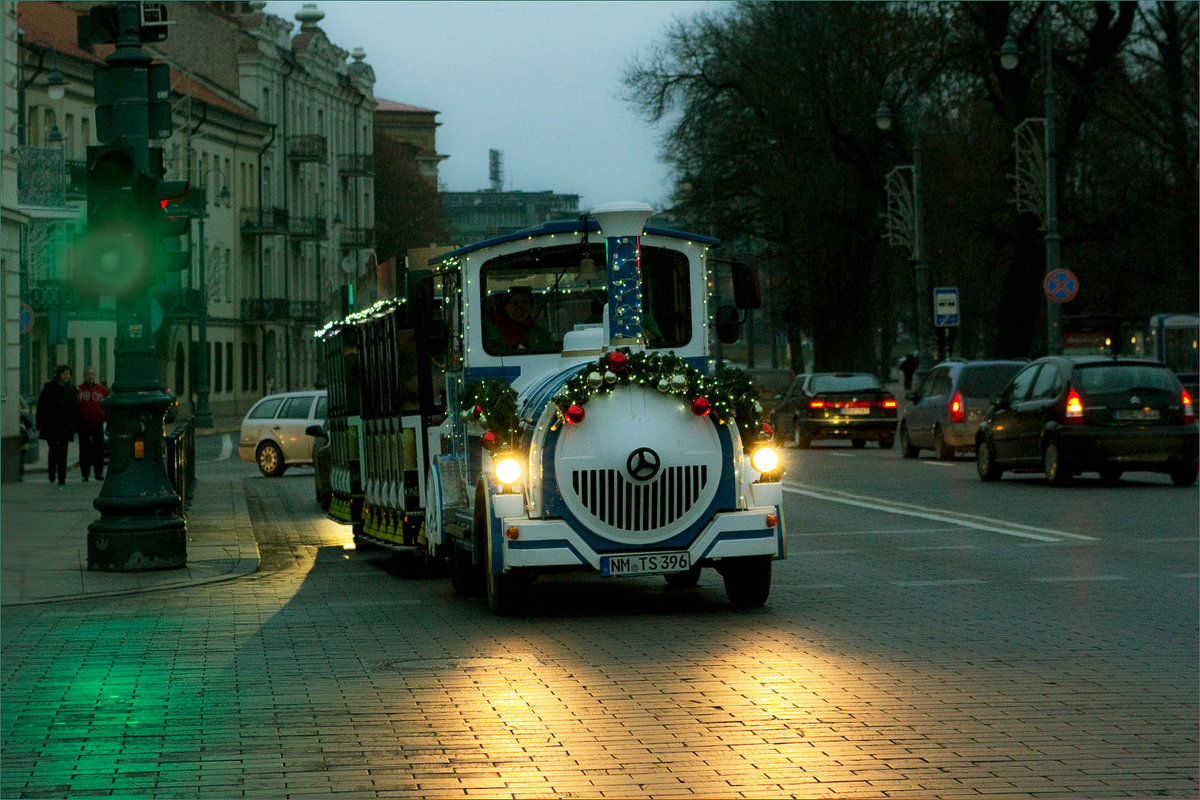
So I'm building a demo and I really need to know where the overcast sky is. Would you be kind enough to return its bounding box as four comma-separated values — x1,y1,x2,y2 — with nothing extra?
264,1,716,210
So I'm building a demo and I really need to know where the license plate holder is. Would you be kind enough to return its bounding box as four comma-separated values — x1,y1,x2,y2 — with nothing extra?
602,551,690,577
1114,408,1160,421
841,406,870,415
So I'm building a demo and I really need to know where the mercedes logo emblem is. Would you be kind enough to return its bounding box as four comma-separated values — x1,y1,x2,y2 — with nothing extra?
626,447,661,481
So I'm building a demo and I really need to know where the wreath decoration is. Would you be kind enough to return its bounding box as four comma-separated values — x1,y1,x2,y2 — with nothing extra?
460,378,519,450
550,349,765,444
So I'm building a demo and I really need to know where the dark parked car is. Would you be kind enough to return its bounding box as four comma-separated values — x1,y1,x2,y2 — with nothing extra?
772,372,897,449
976,356,1198,486
899,359,1026,459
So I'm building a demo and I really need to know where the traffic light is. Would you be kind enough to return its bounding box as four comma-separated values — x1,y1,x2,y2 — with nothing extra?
75,143,156,297
148,147,190,274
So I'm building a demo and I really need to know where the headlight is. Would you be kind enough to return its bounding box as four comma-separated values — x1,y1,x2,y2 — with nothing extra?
494,456,522,485
751,446,779,473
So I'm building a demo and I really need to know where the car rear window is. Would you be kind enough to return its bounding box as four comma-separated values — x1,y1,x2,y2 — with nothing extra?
810,375,881,393
247,398,284,419
1075,364,1179,394
958,364,1023,398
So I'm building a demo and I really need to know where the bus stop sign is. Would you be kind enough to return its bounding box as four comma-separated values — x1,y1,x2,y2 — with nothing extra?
933,286,959,327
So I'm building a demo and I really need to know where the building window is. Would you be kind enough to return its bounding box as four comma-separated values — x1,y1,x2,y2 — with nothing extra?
99,338,108,382
84,337,92,375
226,342,233,392
214,344,223,393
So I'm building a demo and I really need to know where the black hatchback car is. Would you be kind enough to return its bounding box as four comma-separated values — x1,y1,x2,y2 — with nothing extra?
976,356,1198,486
772,372,897,449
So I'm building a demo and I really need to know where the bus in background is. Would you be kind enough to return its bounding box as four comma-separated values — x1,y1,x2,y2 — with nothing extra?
1147,313,1199,397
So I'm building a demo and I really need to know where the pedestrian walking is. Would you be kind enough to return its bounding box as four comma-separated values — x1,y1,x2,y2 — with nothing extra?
36,365,80,486
77,366,110,481
900,352,918,391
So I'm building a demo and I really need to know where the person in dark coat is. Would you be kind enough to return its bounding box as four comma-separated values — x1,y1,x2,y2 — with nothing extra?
36,365,80,486
900,352,918,391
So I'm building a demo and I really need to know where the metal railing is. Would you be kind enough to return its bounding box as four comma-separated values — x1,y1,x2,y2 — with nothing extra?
165,415,195,517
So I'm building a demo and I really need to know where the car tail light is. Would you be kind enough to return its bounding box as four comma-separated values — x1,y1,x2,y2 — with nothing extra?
809,400,826,409
882,398,897,409
1184,389,1195,425
1064,386,1085,424
948,391,965,424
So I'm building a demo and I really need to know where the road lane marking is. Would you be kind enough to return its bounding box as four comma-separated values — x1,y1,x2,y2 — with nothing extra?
1031,575,1129,583
892,578,985,587
782,482,1099,543
921,461,956,468
218,434,232,461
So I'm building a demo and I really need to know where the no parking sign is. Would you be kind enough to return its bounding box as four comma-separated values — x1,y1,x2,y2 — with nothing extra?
1043,269,1079,303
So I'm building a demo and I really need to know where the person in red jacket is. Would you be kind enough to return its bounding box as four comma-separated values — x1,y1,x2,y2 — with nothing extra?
77,367,111,481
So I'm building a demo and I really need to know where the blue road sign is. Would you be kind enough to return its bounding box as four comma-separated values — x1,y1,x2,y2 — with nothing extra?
1043,269,1079,303
933,286,959,327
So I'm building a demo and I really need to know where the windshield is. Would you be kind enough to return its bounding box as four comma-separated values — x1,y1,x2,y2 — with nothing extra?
809,374,882,393
1075,364,1180,395
958,364,1023,398
480,243,691,355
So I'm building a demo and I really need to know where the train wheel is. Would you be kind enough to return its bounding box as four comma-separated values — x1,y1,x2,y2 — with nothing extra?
722,556,771,608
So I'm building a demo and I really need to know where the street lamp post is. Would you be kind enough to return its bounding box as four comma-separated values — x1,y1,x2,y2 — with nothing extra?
194,174,230,430
875,99,934,381
1003,5,1062,355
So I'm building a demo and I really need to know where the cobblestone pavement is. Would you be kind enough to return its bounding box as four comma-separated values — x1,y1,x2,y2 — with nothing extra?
2,459,1197,799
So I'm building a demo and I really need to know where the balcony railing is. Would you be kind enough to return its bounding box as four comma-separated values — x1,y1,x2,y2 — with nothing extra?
337,153,373,175
292,300,320,322
287,134,327,162
241,207,289,235
17,147,66,207
241,298,290,322
289,216,326,239
340,227,374,248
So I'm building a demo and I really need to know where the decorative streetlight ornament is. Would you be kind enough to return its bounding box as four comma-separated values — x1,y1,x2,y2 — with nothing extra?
691,397,712,417
564,404,585,424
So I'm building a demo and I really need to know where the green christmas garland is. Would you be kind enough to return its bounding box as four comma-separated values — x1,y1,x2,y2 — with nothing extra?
551,349,764,444
462,352,766,448
461,378,519,448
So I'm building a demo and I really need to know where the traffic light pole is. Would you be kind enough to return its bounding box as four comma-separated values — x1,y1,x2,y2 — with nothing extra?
86,2,185,571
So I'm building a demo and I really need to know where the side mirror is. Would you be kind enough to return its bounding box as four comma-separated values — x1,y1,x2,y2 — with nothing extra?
731,261,761,310
714,304,741,344
306,424,327,438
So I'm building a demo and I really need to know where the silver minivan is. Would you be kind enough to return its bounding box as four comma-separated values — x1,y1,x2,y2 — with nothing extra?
899,360,1025,459
238,390,327,476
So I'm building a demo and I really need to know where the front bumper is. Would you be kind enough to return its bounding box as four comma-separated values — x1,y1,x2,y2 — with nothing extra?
493,482,785,573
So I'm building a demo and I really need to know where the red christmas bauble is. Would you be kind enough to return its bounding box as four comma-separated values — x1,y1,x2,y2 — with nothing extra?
472,404,484,419
691,396,711,417
481,430,497,449
564,404,585,424
608,351,628,372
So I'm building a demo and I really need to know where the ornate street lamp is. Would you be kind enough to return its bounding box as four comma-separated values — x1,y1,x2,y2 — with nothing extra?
1002,5,1063,355
875,97,934,381
194,172,231,429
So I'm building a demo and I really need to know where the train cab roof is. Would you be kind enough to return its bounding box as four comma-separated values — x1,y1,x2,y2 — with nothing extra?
426,218,720,267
